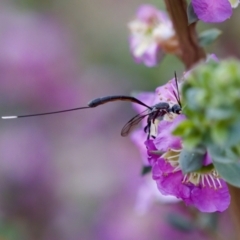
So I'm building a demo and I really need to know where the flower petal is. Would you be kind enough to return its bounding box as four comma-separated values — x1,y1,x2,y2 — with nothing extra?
152,158,230,212
155,78,180,104
128,5,175,67
154,115,185,152
141,43,163,67
132,92,156,114
152,160,191,198
136,4,160,23
145,139,160,165
188,180,230,212
192,0,232,23
131,129,149,165
129,36,163,67
207,53,219,62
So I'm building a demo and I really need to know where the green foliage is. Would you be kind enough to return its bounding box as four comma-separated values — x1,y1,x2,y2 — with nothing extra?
208,145,240,163
141,165,152,176
213,161,240,187
187,2,198,24
179,147,206,174
198,29,222,47
166,213,195,231
175,59,240,185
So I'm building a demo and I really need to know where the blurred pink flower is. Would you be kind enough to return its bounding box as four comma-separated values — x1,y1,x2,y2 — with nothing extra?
128,4,179,67
94,181,229,240
0,8,80,108
0,123,59,238
135,177,179,215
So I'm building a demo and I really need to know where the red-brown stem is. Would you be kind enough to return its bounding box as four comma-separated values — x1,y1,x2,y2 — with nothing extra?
164,0,206,70
228,185,240,240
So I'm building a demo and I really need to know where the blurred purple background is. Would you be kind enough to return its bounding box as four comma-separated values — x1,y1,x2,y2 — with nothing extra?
0,1,239,239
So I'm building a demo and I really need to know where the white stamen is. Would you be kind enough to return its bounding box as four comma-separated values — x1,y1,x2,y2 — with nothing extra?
172,165,181,172
196,173,200,184
182,174,188,183
216,178,222,188
172,149,182,152
153,24,175,41
166,154,180,159
201,175,205,187
209,175,217,189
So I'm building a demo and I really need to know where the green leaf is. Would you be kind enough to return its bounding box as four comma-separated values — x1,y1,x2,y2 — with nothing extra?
166,213,195,231
183,136,202,149
225,122,240,147
179,147,206,174
172,119,193,136
206,108,233,120
184,88,202,110
198,213,218,230
187,2,198,24
141,165,152,176
198,29,222,47
208,145,238,164
213,161,240,187
211,123,228,146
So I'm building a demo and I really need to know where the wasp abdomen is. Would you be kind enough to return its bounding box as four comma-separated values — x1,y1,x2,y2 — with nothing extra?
88,96,131,108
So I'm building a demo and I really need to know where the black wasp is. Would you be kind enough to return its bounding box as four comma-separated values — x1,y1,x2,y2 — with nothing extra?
2,73,182,139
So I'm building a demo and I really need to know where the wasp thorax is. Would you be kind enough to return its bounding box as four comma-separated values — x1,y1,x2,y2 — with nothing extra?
153,102,170,110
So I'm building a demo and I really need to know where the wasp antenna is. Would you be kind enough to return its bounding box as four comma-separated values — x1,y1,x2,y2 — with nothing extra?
174,71,177,79
173,71,182,107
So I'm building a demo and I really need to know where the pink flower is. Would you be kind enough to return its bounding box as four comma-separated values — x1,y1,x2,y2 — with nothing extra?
192,0,239,23
132,78,230,212
145,81,230,212
146,131,230,212
128,5,179,67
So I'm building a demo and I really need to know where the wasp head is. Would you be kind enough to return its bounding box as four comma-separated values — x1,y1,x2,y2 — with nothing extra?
171,104,181,114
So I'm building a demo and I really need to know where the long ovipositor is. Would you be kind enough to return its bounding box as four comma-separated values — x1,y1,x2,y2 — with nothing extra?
1,72,182,139
1,95,151,119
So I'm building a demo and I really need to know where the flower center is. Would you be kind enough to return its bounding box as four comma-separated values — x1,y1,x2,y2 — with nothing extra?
163,148,222,189
162,148,181,169
182,170,222,189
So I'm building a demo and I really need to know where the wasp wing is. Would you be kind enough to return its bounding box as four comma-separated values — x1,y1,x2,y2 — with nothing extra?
121,109,150,137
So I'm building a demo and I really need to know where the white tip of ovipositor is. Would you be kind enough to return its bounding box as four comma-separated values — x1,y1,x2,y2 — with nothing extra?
1,116,18,119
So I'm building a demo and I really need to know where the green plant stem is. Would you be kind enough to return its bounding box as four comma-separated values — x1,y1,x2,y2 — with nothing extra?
164,0,206,70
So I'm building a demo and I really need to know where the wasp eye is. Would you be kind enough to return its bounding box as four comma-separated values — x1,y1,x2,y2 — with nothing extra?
177,110,182,114
171,104,181,114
